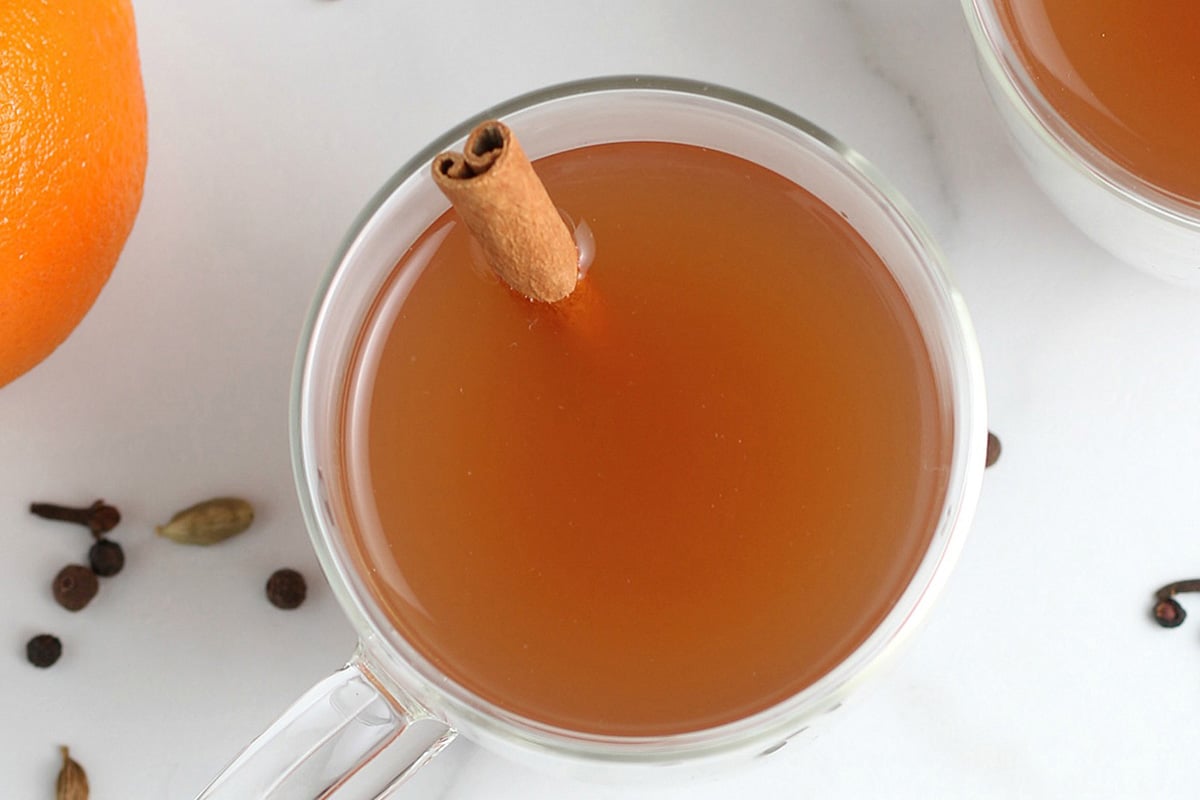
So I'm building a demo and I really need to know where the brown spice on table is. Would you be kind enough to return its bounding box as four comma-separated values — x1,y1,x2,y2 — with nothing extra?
52,564,99,611
88,538,125,577
26,634,62,668
1152,579,1200,628
56,746,88,800
1154,597,1185,628
266,568,307,609
30,500,120,537
985,431,1001,468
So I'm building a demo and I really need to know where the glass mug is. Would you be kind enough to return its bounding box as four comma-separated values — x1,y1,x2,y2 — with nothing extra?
199,76,987,798
962,0,1200,286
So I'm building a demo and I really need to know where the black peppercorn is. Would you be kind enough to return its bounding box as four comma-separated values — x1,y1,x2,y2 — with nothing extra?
88,538,125,577
266,568,307,610
26,634,62,668
986,431,1001,468
52,564,99,611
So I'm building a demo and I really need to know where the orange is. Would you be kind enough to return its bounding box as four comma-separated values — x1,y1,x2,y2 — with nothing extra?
0,0,148,388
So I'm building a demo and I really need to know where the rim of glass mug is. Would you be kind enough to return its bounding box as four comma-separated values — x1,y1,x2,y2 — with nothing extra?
961,1,1200,283
288,76,986,778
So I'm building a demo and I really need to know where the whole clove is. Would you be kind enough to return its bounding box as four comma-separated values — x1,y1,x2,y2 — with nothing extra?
1154,597,1185,628
30,500,120,537
1152,579,1200,628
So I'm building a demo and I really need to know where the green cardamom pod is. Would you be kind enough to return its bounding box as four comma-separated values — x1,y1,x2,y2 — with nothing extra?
156,497,255,545
57,746,88,800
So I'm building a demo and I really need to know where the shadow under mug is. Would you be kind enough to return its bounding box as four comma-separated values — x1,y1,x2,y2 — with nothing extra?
198,76,987,798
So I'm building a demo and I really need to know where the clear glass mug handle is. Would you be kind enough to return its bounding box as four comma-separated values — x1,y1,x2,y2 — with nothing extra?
196,646,457,799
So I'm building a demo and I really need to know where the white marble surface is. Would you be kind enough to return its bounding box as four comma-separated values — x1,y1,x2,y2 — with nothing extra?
3,0,1200,796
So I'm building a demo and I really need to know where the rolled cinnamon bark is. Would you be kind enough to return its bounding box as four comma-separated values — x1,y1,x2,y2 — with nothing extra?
431,121,579,302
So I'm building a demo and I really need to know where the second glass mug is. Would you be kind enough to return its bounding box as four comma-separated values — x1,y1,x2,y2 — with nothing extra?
962,0,1200,286
199,76,987,798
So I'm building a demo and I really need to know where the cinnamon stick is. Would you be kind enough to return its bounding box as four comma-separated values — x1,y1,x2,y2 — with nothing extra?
431,121,579,303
